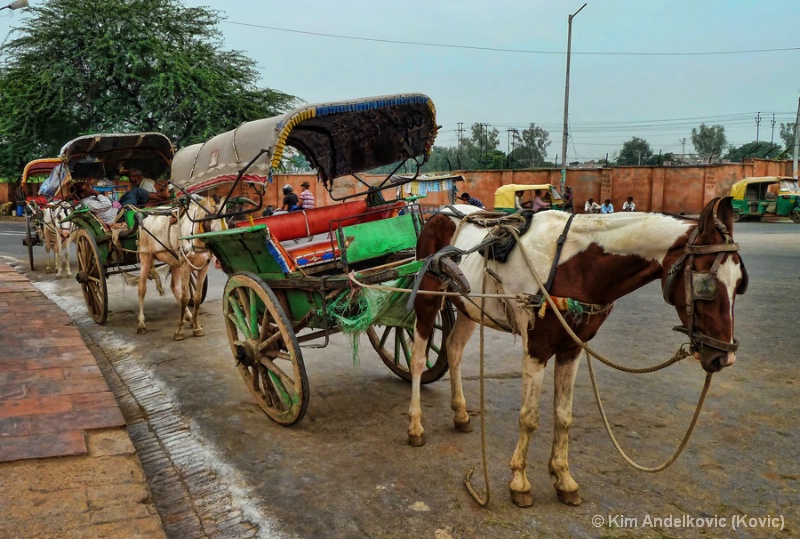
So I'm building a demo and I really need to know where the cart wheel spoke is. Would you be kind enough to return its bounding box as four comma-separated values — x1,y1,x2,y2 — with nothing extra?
367,302,454,384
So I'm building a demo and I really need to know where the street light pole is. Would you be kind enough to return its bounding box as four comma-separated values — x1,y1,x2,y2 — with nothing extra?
560,2,587,197
0,0,29,11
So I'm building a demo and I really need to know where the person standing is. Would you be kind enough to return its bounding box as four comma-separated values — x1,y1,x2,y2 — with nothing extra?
584,198,601,214
600,199,614,214
622,196,636,212
298,181,315,210
458,192,484,208
563,186,574,213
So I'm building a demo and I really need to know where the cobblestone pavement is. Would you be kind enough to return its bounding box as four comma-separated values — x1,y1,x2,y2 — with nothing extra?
0,261,166,539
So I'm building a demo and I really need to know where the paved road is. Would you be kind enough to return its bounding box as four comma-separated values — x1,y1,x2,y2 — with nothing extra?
1,219,798,539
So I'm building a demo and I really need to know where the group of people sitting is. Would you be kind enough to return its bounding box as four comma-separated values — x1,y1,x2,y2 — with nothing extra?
72,168,172,225
584,196,636,214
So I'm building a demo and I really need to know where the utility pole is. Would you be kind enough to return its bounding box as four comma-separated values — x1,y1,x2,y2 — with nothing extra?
792,97,800,179
755,112,762,144
770,113,776,146
560,3,587,197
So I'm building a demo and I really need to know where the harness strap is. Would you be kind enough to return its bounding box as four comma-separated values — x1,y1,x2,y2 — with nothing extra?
542,213,576,294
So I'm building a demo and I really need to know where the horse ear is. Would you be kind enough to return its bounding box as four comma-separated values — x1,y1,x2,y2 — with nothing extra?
696,197,720,240
715,196,735,232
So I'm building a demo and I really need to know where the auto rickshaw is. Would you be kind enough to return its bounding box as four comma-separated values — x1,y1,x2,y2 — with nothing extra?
493,183,564,213
729,176,800,223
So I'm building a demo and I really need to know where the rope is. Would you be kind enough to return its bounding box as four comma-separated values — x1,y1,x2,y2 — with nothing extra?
586,355,712,472
464,252,492,506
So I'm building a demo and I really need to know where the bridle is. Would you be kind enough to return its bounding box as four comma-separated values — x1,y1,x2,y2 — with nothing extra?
662,202,747,354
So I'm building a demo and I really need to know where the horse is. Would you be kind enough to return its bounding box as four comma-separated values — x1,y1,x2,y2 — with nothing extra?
408,197,748,507
136,196,227,340
41,201,74,276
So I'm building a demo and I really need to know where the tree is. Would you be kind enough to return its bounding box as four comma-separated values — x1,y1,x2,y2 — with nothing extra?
457,123,502,169
0,0,296,177
616,137,653,165
779,122,796,153
723,141,783,162
510,123,550,168
691,124,727,156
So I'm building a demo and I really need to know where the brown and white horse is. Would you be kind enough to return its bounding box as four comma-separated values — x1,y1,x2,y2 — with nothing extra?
409,197,747,507
136,196,226,340
41,201,74,276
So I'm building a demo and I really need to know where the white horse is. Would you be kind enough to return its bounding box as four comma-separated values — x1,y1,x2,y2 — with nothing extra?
136,196,226,339
409,198,747,507
41,201,74,276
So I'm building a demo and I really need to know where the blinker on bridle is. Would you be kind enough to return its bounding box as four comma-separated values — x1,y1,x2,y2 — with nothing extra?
662,205,746,354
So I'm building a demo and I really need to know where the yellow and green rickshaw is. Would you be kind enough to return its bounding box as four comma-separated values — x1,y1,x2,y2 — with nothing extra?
729,176,800,223
493,183,564,213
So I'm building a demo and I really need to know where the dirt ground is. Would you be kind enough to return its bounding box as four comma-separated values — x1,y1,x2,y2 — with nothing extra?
21,220,800,539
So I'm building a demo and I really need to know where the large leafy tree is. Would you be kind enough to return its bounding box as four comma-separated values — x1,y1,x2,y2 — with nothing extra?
616,137,653,165
691,123,727,156
510,123,550,168
0,0,296,177
458,123,501,170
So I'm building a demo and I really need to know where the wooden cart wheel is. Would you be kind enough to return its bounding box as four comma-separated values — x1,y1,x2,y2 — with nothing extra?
368,302,455,384
24,208,35,271
187,271,208,307
223,272,309,426
74,229,108,324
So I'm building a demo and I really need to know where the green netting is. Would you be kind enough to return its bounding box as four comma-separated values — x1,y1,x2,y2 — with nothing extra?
324,275,416,363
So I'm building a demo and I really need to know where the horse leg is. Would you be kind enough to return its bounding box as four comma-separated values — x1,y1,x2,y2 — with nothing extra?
447,312,476,433
137,254,153,334
407,325,430,447
44,239,53,274
62,233,72,276
190,263,209,337
407,290,450,446
172,266,188,341
508,353,546,508
549,353,583,506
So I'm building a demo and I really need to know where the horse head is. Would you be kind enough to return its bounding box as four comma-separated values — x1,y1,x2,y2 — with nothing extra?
662,196,748,373
183,195,228,234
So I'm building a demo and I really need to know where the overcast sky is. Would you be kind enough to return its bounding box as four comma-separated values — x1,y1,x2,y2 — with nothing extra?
2,0,798,162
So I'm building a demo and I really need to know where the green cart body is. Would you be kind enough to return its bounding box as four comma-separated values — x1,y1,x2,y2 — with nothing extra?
180,93,452,426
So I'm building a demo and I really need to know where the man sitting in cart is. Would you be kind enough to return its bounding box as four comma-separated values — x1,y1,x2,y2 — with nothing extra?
72,181,119,225
119,168,171,208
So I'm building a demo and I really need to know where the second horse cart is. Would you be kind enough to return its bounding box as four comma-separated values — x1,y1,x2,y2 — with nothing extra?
180,93,454,425
60,133,208,324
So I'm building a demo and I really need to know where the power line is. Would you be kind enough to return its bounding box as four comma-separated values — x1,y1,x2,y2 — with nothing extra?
223,20,799,57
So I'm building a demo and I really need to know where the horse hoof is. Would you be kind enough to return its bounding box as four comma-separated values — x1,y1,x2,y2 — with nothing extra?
174,333,186,341
137,327,147,335
454,420,473,433
556,488,582,506
408,434,425,447
510,490,534,508
192,328,205,337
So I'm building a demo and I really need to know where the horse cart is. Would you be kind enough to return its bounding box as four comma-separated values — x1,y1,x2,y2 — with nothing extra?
59,132,209,325
17,158,71,272
179,93,453,425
